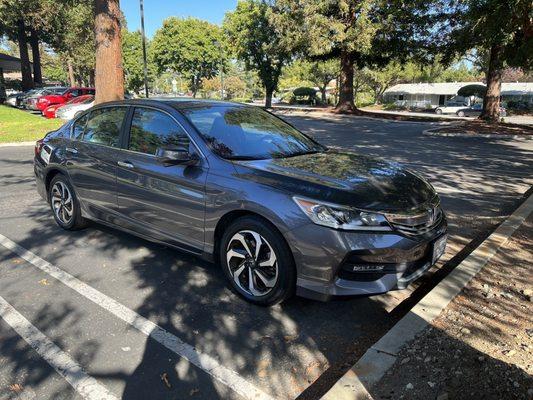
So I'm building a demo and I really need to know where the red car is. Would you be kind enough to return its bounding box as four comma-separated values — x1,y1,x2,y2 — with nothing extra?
37,87,95,112
42,95,94,119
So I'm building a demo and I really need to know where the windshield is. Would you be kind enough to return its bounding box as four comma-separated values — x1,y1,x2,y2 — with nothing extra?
181,105,325,160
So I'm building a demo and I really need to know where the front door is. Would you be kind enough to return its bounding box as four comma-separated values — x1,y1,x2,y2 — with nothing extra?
66,106,128,220
116,107,208,252
439,95,445,105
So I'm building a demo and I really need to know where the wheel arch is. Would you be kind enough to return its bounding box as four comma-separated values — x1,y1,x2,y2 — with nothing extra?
212,209,292,260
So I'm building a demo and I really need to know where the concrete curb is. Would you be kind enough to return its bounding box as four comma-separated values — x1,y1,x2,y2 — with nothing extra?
0,142,35,147
422,125,533,140
321,190,533,400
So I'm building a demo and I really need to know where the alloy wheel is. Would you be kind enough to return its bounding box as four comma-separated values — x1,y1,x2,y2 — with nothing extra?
226,230,278,297
51,181,74,225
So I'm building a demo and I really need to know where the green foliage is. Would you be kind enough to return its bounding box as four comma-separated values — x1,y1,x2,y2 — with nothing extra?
41,49,67,83
293,86,316,97
122,29,154,94
273,0,437,68
151,17,224,97
224,0,295,106
446,0,532,69
457,84,487,97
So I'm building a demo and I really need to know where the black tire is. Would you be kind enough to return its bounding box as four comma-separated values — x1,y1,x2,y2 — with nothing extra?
48,174,88,230
219,216,296,306
457,110,465,117
435,108,443,115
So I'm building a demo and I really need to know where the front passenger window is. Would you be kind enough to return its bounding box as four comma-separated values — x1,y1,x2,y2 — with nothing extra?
128,107,190,155
83,107,127,147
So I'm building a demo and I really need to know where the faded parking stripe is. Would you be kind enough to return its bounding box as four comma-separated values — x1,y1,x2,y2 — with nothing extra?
0,233,275,400
0,296,118,400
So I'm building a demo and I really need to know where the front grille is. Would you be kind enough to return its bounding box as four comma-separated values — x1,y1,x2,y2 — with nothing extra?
386,206,443,236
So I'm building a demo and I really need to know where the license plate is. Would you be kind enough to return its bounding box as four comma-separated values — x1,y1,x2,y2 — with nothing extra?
432,234,447,264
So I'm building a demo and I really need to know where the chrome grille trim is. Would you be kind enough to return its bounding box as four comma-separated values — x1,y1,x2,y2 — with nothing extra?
385,205,443,236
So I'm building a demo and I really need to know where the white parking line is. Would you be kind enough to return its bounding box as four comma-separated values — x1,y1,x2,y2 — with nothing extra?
0,296,118,400
0,233,274,400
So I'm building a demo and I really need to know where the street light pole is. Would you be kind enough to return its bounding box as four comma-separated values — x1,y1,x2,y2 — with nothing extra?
139,0,149,98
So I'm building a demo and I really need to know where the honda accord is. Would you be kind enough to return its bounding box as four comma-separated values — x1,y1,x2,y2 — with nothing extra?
34,99,447,305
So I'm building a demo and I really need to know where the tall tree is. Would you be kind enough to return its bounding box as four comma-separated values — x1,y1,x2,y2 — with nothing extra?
94,0,124,103
152,17,223,98
224,0,295,108
274,0,437,112
446,0,532,121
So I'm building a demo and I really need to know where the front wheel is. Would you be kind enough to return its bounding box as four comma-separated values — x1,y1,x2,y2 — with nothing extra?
435,108,443,115
219,216,296,306
48,174,87,230
457,110,465,117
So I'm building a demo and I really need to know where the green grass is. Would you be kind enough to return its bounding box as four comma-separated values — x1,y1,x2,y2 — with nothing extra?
0,105,65,143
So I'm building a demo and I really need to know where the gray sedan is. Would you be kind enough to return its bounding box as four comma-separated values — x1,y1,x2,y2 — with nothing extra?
34,99,447,305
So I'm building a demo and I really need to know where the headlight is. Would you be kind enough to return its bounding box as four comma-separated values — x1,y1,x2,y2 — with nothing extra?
293,197,391,231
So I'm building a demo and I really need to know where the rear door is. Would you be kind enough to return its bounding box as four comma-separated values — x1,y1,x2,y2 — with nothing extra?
116,106,208,251
66,106,129,220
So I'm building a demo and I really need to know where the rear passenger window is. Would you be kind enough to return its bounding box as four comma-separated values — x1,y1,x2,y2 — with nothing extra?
83,107,127,147
128,107,189,155
72,114,88,140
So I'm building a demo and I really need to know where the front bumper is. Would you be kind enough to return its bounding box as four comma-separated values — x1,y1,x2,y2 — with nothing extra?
285,216,447,301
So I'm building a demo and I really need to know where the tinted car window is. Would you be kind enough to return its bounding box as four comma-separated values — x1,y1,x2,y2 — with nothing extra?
128,108,189,155
181,105,324,160
72,113,89,140
82,107,127,147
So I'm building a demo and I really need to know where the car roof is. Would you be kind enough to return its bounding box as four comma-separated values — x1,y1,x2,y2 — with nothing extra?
92,98,248,111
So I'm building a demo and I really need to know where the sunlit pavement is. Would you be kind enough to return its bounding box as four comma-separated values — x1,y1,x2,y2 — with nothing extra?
0,114,531,399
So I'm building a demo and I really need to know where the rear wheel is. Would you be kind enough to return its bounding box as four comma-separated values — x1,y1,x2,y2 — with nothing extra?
48,175,87,230
457,110,465,117
219,216,296,306
435,108,443,115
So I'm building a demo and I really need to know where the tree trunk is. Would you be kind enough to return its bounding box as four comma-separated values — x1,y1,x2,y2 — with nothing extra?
320,86,327,103
265,86,274,108
0,67,6,102
337,51,355,112
67,59,76,87
94,0,124,104
29,28,42,85
480,44,503,122
17,20,33,91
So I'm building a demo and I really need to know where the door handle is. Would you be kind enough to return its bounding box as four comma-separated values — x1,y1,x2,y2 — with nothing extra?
118,160,134,169
65,147,78,154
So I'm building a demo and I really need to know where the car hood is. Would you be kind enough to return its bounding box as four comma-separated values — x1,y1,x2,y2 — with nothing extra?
233,150,437,212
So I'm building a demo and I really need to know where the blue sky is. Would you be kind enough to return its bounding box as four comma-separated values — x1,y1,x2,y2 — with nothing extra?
121,0,238,38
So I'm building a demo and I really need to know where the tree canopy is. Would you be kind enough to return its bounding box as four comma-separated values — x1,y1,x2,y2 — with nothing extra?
224,0,295,107
151,17,224,97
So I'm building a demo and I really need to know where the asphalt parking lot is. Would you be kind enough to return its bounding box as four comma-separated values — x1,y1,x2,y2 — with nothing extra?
0,113,531,400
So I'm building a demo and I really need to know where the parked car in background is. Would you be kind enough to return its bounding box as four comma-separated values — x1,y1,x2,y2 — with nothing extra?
16,88,48,108
5,92,21,107
434,100,469,115
34,99,447,305
55,95,95,120
43,95,94,119
37,87,95,112
456,103,507,117
24,87,67,110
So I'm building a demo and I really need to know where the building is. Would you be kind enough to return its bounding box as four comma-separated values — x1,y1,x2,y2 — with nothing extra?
383,81,533,109
0,53,34,99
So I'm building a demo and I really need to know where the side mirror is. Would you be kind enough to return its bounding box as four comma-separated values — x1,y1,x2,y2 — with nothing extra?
155,145,198,165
